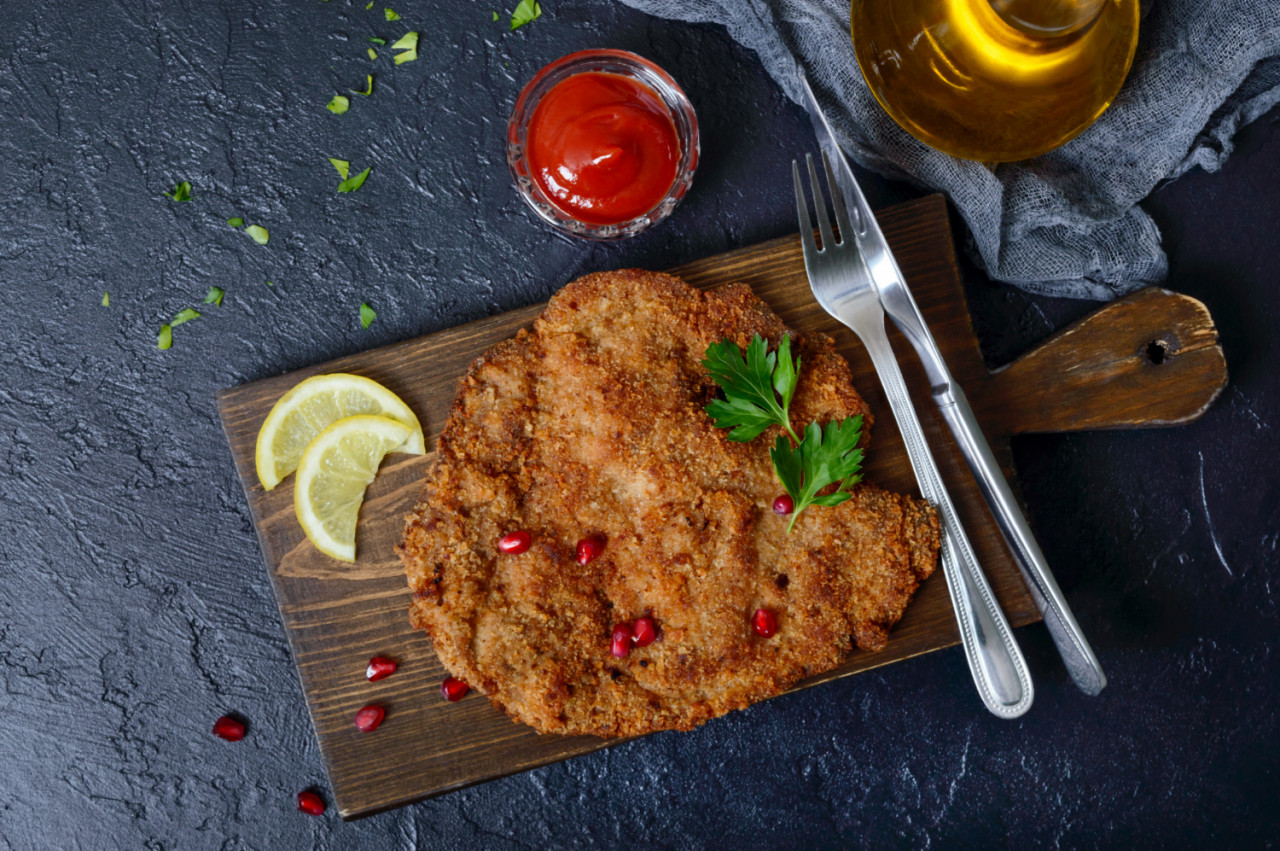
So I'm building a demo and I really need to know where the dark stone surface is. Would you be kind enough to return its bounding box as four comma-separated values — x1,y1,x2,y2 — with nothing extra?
0,1,1276,847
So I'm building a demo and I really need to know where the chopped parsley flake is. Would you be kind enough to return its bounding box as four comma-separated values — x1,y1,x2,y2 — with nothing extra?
384,7,400,20
510,0,541,30
164,181,193,202
390,31,417,50
171,307,202,327
101,292,110,307
157,323,172,350
353,74,374,96
366,0,374,7
204,286,225,307
391,31,418,63
226,216,244,227
367,47,378,60
337,166,371,193
246,225,269,245
360,302,376,328
492,11,498,21
266,280,275,287
327,94,350,114
328,157,351,180
369,36,386,44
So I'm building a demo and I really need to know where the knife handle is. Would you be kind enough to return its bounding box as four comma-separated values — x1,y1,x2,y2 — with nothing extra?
935,383,1107,696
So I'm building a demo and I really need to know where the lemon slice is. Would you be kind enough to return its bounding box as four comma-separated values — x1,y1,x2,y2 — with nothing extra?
294,415,413,562
255,373,425,490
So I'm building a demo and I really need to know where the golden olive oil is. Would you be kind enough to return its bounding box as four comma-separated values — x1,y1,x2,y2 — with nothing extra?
851,0,1139,161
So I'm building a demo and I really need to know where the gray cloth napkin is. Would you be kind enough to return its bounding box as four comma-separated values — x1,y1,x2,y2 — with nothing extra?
619,0,1280,299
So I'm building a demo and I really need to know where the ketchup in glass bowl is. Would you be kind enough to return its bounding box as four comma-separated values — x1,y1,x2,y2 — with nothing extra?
508,50,699,239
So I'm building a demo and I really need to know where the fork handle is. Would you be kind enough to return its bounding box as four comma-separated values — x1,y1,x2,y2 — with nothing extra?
855,319,1034,719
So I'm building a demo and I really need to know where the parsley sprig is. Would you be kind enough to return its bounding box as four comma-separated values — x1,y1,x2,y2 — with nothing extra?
770,419,864,532
703,334,801,444
704,334,865,532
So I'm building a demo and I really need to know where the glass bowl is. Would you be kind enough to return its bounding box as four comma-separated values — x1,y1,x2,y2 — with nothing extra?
507,49,700,240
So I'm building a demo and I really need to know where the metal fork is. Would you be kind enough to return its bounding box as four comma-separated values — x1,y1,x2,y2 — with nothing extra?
794,153,1033,718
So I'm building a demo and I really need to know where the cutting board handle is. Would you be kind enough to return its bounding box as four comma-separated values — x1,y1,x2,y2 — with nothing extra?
968,287,1228,436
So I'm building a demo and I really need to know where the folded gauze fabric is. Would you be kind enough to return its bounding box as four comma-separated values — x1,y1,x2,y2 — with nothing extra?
619,0,1280,299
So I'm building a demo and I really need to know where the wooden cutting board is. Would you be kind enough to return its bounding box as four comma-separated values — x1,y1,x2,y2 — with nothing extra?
217,194,1226,819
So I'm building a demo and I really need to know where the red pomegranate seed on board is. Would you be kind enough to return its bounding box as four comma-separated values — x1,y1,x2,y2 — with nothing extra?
752,608,777,638
772,494,795,516
631,617,657,647
366,656,398,681
441,676,470,702
353,705,385,732
575,535,605,566
297,790,325,816
498,530,532,554
212,715,246,741
610,623,633,658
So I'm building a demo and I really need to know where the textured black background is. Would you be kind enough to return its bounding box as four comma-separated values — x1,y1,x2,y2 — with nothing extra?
1,0,1277,848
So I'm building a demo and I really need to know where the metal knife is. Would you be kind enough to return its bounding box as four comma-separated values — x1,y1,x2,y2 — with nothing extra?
797,71,1107,696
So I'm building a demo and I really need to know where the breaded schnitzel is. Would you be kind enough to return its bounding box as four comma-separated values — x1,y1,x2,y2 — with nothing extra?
399,269,939,737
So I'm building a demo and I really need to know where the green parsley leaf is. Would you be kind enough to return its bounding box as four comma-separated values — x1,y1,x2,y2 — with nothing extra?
390,31,417,50
171,307,201,327
367,47,378,60
337,166,371,193
226,216,244,227
770,417,864,532
702,334,800,443
353,74,374,96
384,7,400,20
704,335,863,532
204,286,225,307
157,323,172,350
328,157,351,180
360,302,376,328
164,181,192,202
510,0,541,30
101,292,110,307
246,224,269,245
327,94,350,114
391,30,418,63
369,36,386,44
492,11,498,21
366,0,374,7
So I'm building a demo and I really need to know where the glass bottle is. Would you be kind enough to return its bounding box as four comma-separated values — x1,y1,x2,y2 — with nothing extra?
851,0,1140,162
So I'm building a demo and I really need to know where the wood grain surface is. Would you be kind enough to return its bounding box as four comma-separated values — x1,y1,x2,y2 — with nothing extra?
217,194,1226,818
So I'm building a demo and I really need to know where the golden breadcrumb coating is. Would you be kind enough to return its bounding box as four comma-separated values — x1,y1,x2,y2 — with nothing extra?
399,269,938,737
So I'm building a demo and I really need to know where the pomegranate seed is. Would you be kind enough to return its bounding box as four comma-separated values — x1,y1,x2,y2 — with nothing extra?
212,715,246,742
752,608,778,638
366,656,398,681
772,494,795,515
631,617,657,647
498,530,532,554
441,676,470,702
610,623,633,658
297,790,325,816
353,704,385,732
575,534,605,566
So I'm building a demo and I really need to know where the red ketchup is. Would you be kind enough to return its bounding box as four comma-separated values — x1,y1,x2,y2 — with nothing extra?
526,72,680,226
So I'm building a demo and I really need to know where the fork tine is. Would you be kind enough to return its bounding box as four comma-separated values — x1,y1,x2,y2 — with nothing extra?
792,159,817,255
820,152,853,246
804,154,837,253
